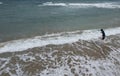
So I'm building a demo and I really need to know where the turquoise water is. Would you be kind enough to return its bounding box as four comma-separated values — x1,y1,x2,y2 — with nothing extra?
0,0,120,42
0,1,120,75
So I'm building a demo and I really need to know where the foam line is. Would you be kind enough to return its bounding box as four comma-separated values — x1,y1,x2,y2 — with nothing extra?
38,2,120,9
42,2,67,6
0,27,120,53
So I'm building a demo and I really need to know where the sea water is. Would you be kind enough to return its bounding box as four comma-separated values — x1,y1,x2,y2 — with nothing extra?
0,0,120,42
0,0,120,76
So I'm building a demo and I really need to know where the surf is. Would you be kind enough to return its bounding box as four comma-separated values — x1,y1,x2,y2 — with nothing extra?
0,27,120,53
38,2,120,9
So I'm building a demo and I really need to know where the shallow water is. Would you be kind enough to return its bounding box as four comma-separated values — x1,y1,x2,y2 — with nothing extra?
0,33,120,76
0,27,120,53
0,0,120,76
0,27,120,76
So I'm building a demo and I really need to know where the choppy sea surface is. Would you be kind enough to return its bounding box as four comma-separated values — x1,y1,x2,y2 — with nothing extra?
0,0,120,76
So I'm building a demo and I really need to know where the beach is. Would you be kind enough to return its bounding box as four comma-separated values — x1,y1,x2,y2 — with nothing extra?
0,0,120,76
0,33,120,76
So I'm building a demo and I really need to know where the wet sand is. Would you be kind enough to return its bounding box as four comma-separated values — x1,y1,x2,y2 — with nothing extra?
0,34,120,76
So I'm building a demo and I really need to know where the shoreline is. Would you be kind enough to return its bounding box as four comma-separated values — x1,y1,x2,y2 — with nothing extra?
0,34,120,76
0,27,120,54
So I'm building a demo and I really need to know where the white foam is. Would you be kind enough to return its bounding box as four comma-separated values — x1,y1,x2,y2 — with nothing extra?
0,27,120,53
41,2,67,6
39,2,120,9
39,52,120,76
16,63,24,76
18,54,36,62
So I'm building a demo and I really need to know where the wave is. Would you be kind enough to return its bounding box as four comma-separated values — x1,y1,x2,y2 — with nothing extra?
0,27,120,53
41,2,67,6
38,2,120,9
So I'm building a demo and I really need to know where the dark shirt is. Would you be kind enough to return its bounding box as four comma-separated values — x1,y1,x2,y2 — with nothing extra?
101,29,105,40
